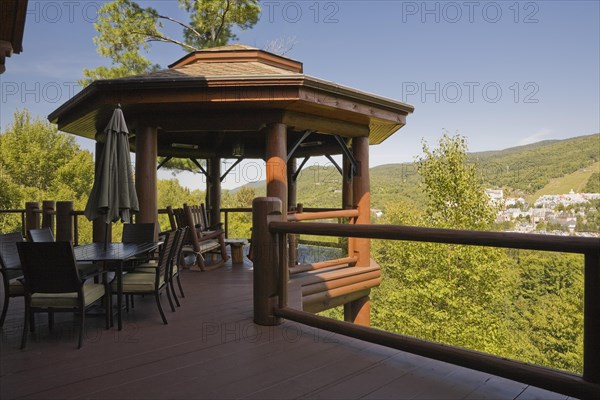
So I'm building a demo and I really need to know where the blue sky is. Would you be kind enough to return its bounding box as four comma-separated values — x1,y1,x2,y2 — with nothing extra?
1,0,598,190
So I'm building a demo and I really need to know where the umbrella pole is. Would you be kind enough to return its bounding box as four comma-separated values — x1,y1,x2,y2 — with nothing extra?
104,222,109,250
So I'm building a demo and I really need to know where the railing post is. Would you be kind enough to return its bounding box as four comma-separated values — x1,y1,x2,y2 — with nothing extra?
55,201,74,243
252,197,284,326
584,250,600,383
24,202,40,233
41,200,55,231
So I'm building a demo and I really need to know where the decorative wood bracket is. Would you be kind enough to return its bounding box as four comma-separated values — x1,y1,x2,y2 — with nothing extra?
287,130,313,162
333,135,358,180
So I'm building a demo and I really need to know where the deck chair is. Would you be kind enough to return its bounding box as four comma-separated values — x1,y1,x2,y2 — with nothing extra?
27,227,100,278
17,241,109,349
0,232,25,327
181,204,229,271
113,230,178,324
26,227,54,242
134,227,187,307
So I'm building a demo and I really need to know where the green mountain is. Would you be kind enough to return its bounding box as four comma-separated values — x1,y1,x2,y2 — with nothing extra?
231,133,600,210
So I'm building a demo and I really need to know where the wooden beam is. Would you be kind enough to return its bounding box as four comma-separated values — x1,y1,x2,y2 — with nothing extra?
265,123,288,213
135,126,158,239
282,110,369,137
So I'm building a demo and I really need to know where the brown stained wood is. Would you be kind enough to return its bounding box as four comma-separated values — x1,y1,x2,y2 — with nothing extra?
55,201,74,243
282,110,369,138
289,256,358,274
135,126,158,238
584,251,600,383
274,307,600,399
268,222,600,254
41,200,55,231
292,264,380,287
303,271,381,296
303,279,381,305
265,123,288,214
287,209,359,222
208,157,221,226
0,256,572,400
352,136,370,268
252,197,283,325
24,202,40,232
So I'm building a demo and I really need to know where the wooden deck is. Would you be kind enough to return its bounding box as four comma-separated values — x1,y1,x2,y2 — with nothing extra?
1,255,572,399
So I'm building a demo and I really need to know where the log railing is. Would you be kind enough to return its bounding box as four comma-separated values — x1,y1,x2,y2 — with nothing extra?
252,197,600,399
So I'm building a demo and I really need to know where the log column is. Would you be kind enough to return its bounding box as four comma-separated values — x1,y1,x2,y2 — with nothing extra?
345,136,371,325
287,157,298,266
266,123,288,212
343,152,354,258
41,200,55,231
24,202,40,233
207,157,222,227
135,126,158,240
55,201,73,242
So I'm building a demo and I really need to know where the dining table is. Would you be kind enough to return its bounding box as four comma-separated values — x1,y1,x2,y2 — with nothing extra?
74,242,161,330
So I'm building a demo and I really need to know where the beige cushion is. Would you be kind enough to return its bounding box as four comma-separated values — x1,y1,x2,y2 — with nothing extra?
133,260,159,273
114,273,164,292
30,284,105,308
183,240,220,254
8,278,25,296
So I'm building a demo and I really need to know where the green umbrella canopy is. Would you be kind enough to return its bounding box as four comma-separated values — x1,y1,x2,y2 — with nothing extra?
84,105,139,224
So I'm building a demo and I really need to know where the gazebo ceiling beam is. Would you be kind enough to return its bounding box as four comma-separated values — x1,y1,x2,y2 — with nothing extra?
189,158,210,182
325,154,343,176
286,130,313,162
333,135,358,178
282,110,369,138
292,157,310,182
220,158,243,182
156,156,172,171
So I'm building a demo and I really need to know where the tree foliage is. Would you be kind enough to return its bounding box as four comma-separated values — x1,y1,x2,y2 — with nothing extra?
81,0,260,85
0,110,96,239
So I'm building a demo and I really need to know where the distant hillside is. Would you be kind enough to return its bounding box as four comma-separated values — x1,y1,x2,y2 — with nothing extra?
230,133,600,210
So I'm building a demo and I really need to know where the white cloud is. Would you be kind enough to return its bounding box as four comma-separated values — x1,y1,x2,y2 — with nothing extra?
518,128,553,146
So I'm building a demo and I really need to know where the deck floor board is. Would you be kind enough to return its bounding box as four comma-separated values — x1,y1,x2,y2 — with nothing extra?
0,258,572,399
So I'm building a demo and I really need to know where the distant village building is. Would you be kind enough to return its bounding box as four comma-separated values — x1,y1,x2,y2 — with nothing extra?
485,189,504,206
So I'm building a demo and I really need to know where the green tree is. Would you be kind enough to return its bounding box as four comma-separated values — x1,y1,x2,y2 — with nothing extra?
372,134,517,355
0,110,95,240
417,133,497,229
584,171,600,193
82,0,260,85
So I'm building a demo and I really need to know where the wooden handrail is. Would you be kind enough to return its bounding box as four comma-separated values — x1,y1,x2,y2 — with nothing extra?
274,307,599,399
287,209,359,222
267,220,600,398
270,221,599,254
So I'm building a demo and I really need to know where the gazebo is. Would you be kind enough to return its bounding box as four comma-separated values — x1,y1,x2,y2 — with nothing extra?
49,44,414,323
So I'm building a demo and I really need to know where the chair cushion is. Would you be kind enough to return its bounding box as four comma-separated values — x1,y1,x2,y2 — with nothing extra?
183,240,220,254
8,278,25,296
133,260,158,273
114,273,164,292
30,284,105,308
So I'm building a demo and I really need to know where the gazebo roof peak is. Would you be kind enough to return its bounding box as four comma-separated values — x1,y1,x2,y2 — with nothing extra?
167,43,303,74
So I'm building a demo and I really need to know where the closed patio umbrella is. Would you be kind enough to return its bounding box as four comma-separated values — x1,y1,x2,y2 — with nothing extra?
84,105,139,232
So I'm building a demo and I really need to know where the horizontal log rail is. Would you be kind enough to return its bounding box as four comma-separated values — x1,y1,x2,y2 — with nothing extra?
289,256,358,274
274,307,598,399
268,220,600,398
287,209,358,222
270,222,599,254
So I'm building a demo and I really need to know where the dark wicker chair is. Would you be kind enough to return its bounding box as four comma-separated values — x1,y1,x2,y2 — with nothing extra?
26,227,54,242
113,230,178,325
27,227,100,277
0,232,25,327
134,227,187,307
17,241,109,349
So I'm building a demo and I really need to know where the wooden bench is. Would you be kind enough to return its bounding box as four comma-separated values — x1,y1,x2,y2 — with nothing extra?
288,257,381,313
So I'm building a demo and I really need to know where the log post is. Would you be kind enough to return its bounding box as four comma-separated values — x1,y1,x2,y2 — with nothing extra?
24,202,40,234
343,152,354,258
135,125,158,240
253,197,284,326
208,157,221,227
41,200,55,232
265,123,288,213
584,250,600,383
345,136,371,325
55,201,74,243
287,157,298,266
